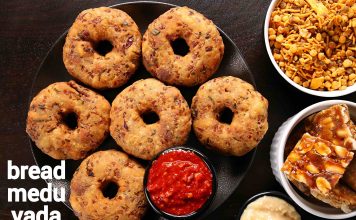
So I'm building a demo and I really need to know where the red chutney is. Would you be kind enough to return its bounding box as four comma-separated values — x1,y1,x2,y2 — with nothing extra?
147,150,213,216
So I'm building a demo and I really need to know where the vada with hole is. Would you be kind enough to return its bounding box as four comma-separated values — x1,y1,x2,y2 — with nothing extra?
63,7,142,89
26,81,110,160
192,76,268,156
110,78,191,160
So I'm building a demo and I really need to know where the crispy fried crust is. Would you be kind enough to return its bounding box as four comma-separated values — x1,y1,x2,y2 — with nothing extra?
110,78,191,160
63,7,142,89
70,150,147,220
142,6,224,86
26,81,110,160
192,76,268,156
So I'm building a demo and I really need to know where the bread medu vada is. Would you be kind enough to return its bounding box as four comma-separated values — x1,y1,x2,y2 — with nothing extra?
142,6,224,86
63,7,141,89
110,78,191,160
70,150,146,220
192,76,268,156
26,81,110,160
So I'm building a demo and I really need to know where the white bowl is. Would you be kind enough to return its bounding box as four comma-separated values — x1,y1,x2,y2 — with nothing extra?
264,0,356,97
270,100,356,219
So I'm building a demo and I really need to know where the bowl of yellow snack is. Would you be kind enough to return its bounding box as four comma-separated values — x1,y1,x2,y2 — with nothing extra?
270,100,356,219
265,0,356,97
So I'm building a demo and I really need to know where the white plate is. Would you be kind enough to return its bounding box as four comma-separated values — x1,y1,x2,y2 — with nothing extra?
270,100,356,219
264,0,356,97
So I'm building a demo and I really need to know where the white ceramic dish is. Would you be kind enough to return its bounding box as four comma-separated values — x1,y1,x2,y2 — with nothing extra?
270,100,356,219
264,0,356,97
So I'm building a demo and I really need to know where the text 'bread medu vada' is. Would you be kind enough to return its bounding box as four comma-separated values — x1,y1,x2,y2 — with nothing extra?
192,76,268,156
142,6,224,87
26,81,110,160
63,7,142,89
110,78,191,160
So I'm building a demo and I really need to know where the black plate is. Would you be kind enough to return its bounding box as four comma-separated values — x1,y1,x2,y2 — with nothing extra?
29,1,258,219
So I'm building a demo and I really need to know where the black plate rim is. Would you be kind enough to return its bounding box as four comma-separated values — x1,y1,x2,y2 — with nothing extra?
27,0,259,217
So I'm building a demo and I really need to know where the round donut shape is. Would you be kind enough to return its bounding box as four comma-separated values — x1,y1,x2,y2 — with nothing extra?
110,78,192,160
70,150,146,220
142,6,224,87
63,7,142,89
26,81,110,160
192,76,269,156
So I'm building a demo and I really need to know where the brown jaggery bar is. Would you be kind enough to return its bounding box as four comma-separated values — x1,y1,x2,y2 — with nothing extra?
305,104,356,192
282,133,354,194
291,178,356,213
343,158,356,192
310,184,356,213
306,104,356,151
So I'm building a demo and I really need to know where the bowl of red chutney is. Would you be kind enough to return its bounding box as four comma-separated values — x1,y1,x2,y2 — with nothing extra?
144,146,217,219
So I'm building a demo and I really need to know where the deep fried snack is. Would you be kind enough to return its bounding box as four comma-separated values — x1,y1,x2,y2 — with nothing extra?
110,78,191,160
192,76,268,156
70,150,146,220
26,81,110,160
282,133,354,195
306,104,356,150
63,7,142,89
269,0,356,91
142,6,224,86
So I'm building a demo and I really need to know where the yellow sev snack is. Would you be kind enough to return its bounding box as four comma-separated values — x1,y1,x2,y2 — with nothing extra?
282,133,354,194
269,0,356,91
